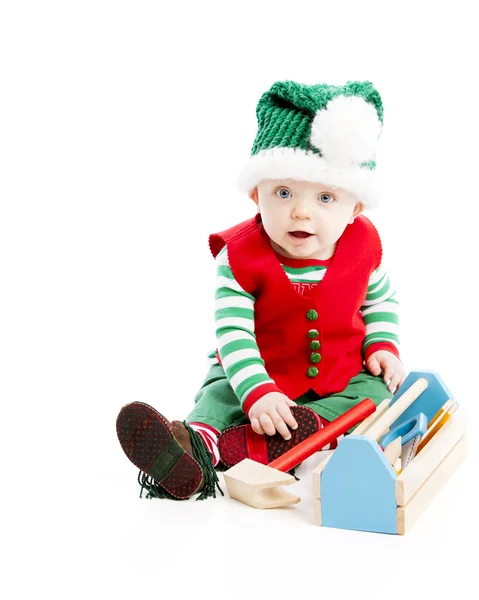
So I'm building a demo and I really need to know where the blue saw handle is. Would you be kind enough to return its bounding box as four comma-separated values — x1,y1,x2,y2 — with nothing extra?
379,413,428,448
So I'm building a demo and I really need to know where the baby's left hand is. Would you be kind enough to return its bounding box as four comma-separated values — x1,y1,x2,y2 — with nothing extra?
366,350,406,394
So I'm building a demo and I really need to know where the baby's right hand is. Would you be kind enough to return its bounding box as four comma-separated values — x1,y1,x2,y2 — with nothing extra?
248,392,298,440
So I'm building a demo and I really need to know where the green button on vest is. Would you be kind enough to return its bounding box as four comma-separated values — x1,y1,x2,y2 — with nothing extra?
310,352,322,363
306,309,318,321
307,329,319,339
307,366,319,377
309,340,321,350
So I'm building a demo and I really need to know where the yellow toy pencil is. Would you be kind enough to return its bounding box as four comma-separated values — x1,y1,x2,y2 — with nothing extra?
416,401,458,454
428,399,455,429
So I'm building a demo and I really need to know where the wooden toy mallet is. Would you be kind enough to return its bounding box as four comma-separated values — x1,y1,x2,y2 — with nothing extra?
223,398,377,509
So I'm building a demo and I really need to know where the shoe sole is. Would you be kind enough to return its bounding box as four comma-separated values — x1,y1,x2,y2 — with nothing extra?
218,405,322,468
116,402,203,499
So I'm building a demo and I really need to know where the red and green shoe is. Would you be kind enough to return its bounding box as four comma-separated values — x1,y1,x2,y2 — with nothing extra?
218,405,323,468
116,402,223,500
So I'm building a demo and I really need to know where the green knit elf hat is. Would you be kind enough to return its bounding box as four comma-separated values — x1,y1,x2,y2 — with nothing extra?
238,80,384,208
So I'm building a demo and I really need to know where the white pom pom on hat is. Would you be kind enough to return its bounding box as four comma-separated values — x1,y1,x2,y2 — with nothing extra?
310,95,382,168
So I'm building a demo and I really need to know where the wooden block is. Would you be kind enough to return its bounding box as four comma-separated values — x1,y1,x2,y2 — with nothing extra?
384,436,402,465
223,458,300,509
354,397,392,436
396,435,468,535
396,409,466,505
313,499,322,526
311,451,334,498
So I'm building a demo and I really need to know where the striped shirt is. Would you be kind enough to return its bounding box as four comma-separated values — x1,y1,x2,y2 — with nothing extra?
209,246,399,407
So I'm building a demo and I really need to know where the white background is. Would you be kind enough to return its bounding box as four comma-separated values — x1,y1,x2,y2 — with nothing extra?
1,1,478,598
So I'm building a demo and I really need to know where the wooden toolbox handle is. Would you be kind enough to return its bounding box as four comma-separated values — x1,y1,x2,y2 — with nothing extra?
365,378,428,441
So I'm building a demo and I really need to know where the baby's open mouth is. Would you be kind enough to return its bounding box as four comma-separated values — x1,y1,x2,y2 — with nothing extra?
289,231,313,238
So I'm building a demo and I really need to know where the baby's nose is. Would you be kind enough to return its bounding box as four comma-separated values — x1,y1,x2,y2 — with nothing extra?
292,201,312,219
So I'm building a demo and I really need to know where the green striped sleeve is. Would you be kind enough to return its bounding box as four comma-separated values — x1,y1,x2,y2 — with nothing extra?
214,248,275,404
361,265,400,352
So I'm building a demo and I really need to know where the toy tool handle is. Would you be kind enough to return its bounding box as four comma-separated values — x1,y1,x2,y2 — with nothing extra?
365,378,428,441
267,398,376,473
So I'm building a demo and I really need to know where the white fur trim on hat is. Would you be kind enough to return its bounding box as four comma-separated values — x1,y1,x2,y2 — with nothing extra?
310,95,382,168
237,147,381,208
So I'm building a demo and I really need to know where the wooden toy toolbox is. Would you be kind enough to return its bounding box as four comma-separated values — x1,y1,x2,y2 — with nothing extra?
312,370,468,535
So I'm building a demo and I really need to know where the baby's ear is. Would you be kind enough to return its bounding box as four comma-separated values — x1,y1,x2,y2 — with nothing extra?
349,201,364,223
249,187,259,205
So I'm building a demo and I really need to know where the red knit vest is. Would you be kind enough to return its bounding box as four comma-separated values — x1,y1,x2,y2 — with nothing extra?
209,214,382,401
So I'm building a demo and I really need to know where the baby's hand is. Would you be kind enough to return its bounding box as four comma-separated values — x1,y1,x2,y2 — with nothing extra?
366,350,406,394
248,392,298,440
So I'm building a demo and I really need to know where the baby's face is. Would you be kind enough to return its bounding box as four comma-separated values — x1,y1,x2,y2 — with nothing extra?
254,179,363,260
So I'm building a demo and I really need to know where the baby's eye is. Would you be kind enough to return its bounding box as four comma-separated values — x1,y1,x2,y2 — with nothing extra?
275,188,291,199
319,193,334,204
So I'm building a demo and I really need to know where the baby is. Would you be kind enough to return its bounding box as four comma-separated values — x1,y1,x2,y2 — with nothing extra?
117,79,406,501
